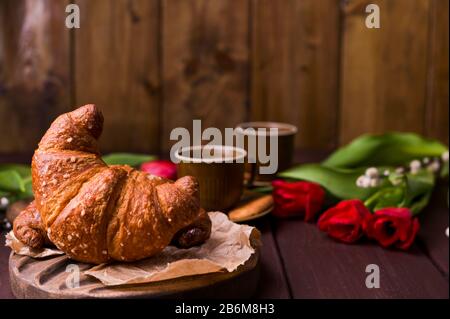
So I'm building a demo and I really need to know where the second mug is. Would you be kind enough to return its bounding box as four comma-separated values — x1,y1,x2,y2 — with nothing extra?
235,121,297,186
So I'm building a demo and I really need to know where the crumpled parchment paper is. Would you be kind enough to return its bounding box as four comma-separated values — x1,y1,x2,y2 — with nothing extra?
6,212,261,286
5,231,64,258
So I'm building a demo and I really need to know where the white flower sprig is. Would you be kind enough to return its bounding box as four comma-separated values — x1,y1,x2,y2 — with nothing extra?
355,150,448,189
356,167,381,188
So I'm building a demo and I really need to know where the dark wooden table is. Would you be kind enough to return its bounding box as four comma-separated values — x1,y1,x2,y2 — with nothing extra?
0,152,448,299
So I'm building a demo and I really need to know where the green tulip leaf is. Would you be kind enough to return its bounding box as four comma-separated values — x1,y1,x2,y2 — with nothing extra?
408,191,433,215
0,164,31,178
0,190,9,198
400,170,435,214
0,170,25,193
323,133,448,169
102,153,157,167
404,170,435,199
21,176,34,198
279,164,391,200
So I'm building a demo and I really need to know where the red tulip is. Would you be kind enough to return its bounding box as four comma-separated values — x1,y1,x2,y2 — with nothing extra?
272,180,325,221
364,207,419,250
141,160,177,180
318,199,371,244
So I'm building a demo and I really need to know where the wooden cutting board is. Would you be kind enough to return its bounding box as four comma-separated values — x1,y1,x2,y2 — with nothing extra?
9,247,260,299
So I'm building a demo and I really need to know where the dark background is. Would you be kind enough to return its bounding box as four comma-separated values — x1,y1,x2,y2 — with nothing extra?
0,0,448,157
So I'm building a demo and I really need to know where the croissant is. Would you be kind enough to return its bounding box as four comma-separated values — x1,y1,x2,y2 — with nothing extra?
13,104,211,264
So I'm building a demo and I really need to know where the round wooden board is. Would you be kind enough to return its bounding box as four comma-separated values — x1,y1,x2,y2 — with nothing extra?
230,205,273,223
9,249,260,299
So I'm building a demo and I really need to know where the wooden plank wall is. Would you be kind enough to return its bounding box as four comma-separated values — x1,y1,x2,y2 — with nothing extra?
0,0,448,156
0,0,71,154
341,0,430,144
74,0,161,153
161,0,249,154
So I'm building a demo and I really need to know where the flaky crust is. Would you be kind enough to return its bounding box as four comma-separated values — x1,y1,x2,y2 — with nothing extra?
13,104,211,264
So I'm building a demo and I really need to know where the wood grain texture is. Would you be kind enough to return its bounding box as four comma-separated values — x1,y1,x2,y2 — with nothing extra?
251,0,340,150
417,180,449,277
9,248,259,299
0,0,71,154
252,217,291,298
0,0,448,155
340,0,431,144
161,0,249,153
274,220,448,298
425,0,449,146
0,231,14,299
74,0,160,154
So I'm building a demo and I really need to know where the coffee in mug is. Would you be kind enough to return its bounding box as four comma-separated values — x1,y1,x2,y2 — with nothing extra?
175,145,247,211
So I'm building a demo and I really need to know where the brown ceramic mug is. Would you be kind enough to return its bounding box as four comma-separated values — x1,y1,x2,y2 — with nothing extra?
175,145,247,212
235,122,297,186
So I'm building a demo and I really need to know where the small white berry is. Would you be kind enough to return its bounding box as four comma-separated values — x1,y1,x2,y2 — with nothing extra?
0,197,9,209
356,176,365,187
442,151,449,162
365,167,379,178
410,160,422,174
383,170,390,176
395,167,405,174
422,157,430,164
427,161,441,173
356,176,371,188
410,160,421,169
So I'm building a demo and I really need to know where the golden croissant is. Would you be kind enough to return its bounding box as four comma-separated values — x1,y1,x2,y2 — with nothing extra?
13,104,211,264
